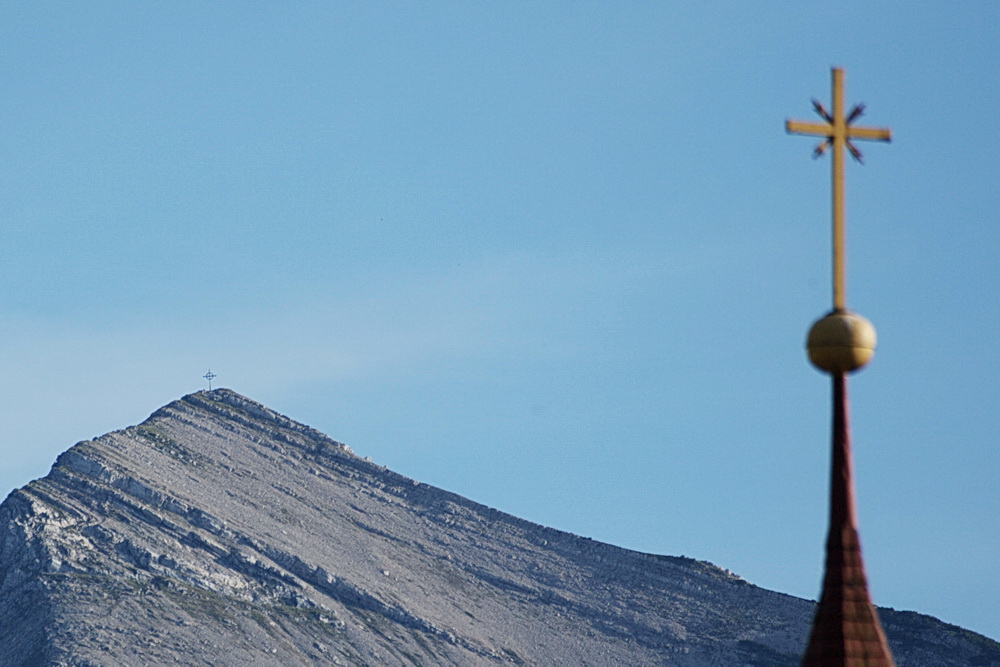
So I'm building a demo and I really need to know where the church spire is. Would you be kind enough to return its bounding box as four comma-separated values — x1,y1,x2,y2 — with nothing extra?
787,67,894,666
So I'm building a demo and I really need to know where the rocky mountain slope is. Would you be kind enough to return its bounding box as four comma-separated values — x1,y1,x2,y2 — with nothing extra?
1,389,997,665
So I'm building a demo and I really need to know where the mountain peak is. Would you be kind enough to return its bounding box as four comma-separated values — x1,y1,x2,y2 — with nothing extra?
1,392,997,665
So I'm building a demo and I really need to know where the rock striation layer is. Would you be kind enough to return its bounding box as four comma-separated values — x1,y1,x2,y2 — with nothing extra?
1,389,997,665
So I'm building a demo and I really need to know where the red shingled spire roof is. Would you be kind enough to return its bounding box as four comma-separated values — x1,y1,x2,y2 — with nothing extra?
802,374,894,665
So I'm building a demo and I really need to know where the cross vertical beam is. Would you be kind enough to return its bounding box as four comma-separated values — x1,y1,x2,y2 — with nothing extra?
786,68,891,311
831,67,846,311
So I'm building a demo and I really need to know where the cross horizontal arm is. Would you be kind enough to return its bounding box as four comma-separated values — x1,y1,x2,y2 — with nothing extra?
786,119,831,137
846,126,892,142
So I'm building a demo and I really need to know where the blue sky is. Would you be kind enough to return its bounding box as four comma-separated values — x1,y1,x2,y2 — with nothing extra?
1,2,997,641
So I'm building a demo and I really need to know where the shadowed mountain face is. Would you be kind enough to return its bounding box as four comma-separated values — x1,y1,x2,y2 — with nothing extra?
1,390,996,666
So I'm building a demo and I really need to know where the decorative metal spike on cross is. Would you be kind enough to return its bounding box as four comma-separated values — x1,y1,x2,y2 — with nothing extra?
786,67,891,312
203,370,217,391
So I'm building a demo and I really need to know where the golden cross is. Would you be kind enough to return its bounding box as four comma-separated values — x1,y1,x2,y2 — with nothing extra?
786,67,891,311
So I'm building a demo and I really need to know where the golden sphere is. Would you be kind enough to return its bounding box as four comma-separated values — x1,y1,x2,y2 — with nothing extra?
806,310,877,373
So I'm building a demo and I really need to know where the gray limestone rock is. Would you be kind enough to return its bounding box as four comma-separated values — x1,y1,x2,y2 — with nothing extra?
1,389,997,665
